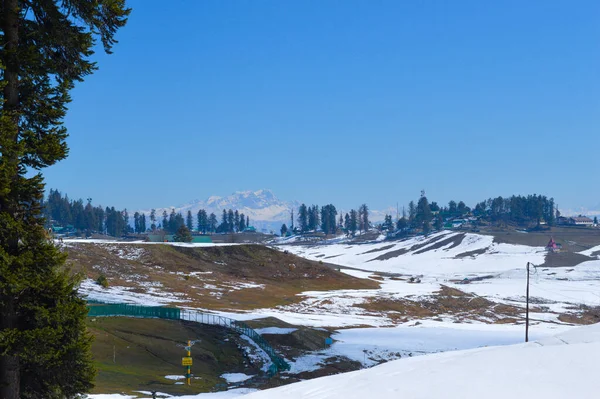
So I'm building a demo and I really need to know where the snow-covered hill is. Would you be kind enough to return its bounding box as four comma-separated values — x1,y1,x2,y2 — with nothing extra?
273,231,600,328
241,323,600,399
90,323,600,398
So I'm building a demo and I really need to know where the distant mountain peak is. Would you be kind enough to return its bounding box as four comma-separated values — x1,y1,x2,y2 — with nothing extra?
140,189,298,233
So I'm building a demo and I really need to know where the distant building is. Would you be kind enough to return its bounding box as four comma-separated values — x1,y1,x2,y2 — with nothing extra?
557,216,569,225
567,217,594,226
147,234,212,243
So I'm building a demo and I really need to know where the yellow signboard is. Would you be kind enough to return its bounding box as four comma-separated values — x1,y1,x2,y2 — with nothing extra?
182,357,193,366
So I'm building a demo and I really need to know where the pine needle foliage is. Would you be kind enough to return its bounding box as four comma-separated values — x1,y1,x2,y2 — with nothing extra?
0,1,129,398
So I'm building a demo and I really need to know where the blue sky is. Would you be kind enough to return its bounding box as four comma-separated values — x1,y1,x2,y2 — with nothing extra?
44,0,599,212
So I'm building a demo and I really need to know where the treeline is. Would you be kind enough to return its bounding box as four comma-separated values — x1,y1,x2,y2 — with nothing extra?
472,194,555,226
44,189,130,236
380,192,556,235
139,208,252,234
285,192,557,238
282,203,371,237
44,190,252,237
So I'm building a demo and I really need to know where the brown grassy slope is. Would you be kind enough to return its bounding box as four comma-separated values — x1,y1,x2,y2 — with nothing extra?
478,227,600,267
487,227,600,251
66,243,379,310
87,317,257,395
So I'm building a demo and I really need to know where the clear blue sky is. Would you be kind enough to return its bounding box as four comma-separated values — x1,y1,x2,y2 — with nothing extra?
44,0,600,212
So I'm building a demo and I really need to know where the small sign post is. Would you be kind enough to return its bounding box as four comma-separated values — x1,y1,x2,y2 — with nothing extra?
185,341,191,385
179,339,200,386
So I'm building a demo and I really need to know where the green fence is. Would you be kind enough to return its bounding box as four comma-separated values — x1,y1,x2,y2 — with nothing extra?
87,303,290,374
180,309,290,373
88,303,181,320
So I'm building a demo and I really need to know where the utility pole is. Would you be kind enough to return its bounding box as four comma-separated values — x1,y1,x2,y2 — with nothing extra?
526,262,530,342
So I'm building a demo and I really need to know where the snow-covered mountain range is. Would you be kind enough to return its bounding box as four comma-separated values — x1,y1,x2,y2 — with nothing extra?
138,189,404,233
140,190,300,233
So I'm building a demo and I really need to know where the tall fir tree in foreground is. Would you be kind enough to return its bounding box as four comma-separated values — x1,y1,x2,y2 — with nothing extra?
0,2,129,398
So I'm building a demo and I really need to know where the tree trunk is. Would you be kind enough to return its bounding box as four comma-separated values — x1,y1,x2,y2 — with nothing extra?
0,301,20,399
0,1,21,398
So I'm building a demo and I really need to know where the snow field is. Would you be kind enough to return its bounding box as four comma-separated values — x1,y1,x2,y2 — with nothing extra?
242,324,600,399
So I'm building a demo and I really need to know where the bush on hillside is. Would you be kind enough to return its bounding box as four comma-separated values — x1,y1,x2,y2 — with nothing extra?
96,274,109,288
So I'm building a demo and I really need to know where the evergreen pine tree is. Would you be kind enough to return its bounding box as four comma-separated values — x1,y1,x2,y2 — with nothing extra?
168,209,177,234
408,201,417,227
415,191,433,231
227,209,234,233
349,209,358,236
0,2,129,397
434,215,443,231
174,225,193,242
320,206,330,234
383,215,394,232
239,213,246,231
150,209,157,231
280,223,288,236
209,213,218,233
358,204,369,233
121,209,130,236
186,210,193,231
448,200,458,216
218,209,227,233
197,209,208,233
162,210,169,232
344,213,350,233
298,204,308,233
134,212,140,233
234,210,240,232
396,217,408,231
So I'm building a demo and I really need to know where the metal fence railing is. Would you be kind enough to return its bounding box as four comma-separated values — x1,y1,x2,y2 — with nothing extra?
180,309,290,372
87,303,289,374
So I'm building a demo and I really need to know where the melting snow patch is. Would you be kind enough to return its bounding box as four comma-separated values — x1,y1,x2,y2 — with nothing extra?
80,279,186,306
239,335,273,372
221,373,253,383
255,327,297,335
164,375,185,380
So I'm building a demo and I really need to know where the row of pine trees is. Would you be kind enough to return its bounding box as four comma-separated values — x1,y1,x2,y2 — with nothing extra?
283,192,557,237
282,203,370,236
44,190,252,237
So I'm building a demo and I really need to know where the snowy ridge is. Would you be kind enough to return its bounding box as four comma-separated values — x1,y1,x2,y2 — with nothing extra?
272,231,600,329
282,230,546,276
242,323,600,399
